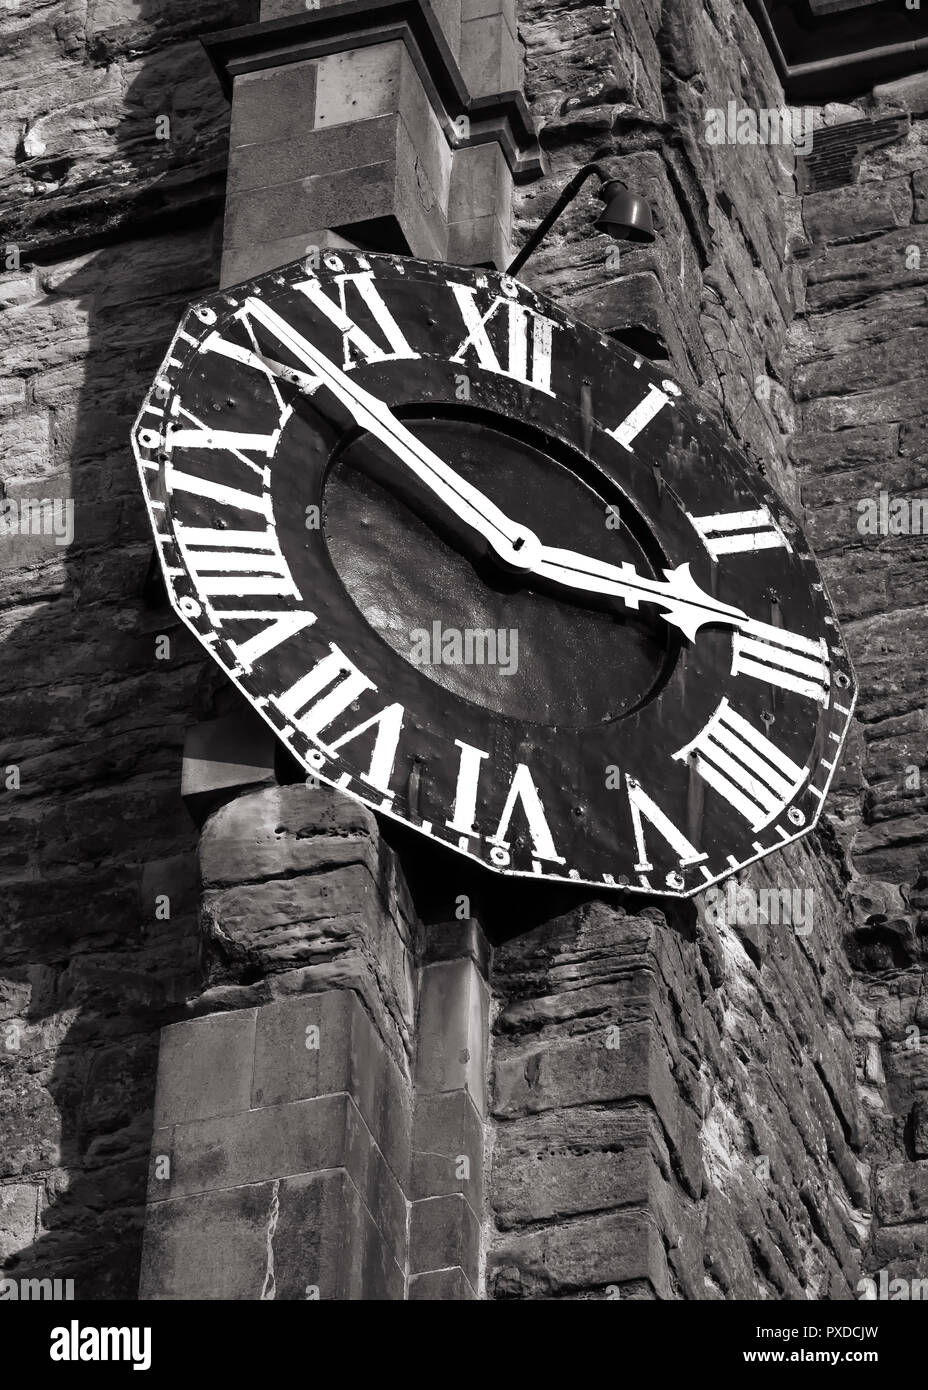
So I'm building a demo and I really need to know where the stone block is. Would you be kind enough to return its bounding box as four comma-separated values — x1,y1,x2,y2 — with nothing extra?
397,47,452,212
411,1090,484,1205
149,1091,406,1262
153,1009,257,1129
460,13,518,99
393,116,448,259
913,1098,928,1159
0,1183,40,1260
140,1170,404,1300
463,0,516,29
227,116,398,196
421,917,490,976
230,60,319,149
199,784,378,889
802,179,913,246
223,162,399,249
875,1160,928,1225
488,1208,671,1299
409,1193,480,1285
873,72,928,117
408,1267,477,1299
313,43,404,130
491,1108,669,1231
416,957,489,1115
429,0,462,58
915,171,928,224
251,991,412,1187
448,142,508,224
805,227,928,311
447,213,510,269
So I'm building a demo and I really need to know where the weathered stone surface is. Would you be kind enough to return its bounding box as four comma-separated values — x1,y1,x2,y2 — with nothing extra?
802,179,913,246
2,0,926,1304
141,1170,404,1300
489,1208,672,1299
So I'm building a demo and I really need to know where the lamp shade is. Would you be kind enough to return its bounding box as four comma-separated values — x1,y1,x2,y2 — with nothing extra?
594,180,655,243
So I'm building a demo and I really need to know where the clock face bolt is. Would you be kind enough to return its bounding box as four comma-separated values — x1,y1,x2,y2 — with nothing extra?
787,807,805,827
834,671,850,689
760,710,775,728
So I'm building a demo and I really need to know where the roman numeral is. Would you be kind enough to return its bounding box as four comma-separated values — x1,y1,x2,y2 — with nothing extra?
625,776,707,875
167,422,280,459
688,507,791,560
296,270,419,371
217,610,317,674
448,285,558,395
173,523,301,601
673,699,808,831
164,462,272,518
609,380,681,450
446,739,564,864
275,644,404,796
732,618,830,703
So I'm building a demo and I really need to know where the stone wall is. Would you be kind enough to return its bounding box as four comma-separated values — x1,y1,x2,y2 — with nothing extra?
0,0,253,1299
790,83,928,1294
482,0,923,1299
1,0,926,1300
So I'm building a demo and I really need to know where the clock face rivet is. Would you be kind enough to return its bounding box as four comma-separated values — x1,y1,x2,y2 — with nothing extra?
133,252,857,898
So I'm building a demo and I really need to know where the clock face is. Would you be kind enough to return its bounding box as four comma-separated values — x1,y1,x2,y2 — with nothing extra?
132,251,856,897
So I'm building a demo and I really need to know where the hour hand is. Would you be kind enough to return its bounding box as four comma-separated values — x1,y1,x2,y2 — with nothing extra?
535,545,749,641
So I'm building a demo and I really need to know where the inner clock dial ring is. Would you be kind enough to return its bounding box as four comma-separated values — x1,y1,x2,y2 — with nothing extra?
317,409,679,728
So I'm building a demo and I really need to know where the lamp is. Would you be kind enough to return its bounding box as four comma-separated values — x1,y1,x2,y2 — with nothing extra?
593,179,655,243
506,163,655,277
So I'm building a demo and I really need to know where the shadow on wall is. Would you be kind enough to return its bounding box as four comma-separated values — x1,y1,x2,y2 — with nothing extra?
0,0,255,1300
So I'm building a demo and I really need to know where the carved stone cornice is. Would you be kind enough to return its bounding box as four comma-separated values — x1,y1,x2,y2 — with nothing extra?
201,0,543,183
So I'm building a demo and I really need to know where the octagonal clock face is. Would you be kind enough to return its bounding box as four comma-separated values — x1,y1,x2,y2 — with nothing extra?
132,251,856,898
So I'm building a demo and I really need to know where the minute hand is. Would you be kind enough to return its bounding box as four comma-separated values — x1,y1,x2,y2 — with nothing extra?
536,546,749,642
240,296,537,567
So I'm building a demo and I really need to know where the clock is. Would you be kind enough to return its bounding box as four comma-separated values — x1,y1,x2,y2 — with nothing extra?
132,251,856,898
